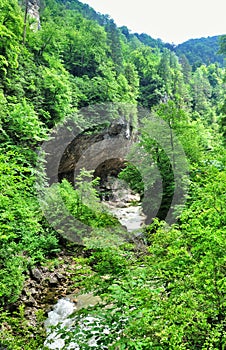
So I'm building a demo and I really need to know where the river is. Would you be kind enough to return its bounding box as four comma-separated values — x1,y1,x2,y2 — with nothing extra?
44,179,146,349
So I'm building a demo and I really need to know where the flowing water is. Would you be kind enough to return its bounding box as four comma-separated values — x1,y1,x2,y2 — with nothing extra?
44,179,146,349
44,294,105,349
104,201,145,232
102,177,146,232
44,298,78,349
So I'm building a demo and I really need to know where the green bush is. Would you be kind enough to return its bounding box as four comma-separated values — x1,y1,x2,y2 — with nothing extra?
0,148,59,304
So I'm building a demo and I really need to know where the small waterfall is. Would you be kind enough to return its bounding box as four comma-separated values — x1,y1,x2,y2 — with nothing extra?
44,298,78,349
44,294,108,349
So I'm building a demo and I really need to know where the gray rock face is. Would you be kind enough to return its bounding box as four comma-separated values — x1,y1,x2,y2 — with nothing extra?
45,120,136,185
31,267,43,281
28,0,40,29
48,275,58,286
15,254,79,327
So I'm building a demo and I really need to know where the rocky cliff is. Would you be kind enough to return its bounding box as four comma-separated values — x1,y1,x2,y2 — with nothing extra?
27,0,40,29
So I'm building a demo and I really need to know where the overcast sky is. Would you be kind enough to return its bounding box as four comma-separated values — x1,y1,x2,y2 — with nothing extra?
79,0,226,44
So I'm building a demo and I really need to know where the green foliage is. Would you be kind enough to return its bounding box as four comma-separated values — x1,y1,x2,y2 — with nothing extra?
48,153,226,349
1,99,47,145
174,35,225,68
134,32,165,50
0,149,59,304
0,0,225,347
219,35,226,55
88,245,132,276
191,65,212,115
131,46,163,108
118,163,144,195
61,15,109,78
141,160,226,349
0,0,23,77
39,63,72,125
0,305,45,349
42,170,120,246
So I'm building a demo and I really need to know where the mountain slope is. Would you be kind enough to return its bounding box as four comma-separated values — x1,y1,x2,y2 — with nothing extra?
174,35,225,68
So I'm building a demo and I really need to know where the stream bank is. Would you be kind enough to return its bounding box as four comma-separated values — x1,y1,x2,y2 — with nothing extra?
4,178,147,347
42,180,147,349
11,250,81,328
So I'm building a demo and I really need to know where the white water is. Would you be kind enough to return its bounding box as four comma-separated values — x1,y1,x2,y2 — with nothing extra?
44,298,78,349
103,177,146,232
44,295,109,349
104,201,146,232
44,180,146,349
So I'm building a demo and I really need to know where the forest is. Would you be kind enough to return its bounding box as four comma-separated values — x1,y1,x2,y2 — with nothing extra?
0,0,226,348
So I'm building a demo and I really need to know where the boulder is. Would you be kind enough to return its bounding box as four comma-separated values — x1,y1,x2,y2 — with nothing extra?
31,268,43,281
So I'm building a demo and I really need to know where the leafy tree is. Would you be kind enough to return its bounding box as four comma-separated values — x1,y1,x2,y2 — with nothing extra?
59,13,109,78
0,149,59,304
218,35,226,142
105,18,123,73
179,54,192,84
0,0,23,78
134,32,165,50
41,170,121,241
131,46,163,107
191,65,212,117
1,99,47,146
158,49,172,96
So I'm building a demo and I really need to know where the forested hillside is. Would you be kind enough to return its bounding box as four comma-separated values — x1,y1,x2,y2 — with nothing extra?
174,35,225,69
118,31,225,70
0,0,226,348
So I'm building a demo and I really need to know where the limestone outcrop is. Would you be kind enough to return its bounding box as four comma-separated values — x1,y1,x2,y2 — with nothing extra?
28,0,41,29
44,120,135,186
